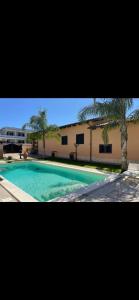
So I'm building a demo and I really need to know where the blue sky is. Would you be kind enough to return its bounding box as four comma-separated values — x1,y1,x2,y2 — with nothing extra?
0,98,139,128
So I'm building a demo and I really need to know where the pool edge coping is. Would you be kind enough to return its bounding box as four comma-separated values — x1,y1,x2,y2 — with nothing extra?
34,160,112,175
0,175,38,202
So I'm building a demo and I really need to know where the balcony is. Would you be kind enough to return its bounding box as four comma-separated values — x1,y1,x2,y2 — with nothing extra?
0,134,26,140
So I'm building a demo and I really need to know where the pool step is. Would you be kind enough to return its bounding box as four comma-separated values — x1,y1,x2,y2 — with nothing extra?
41,182,85,201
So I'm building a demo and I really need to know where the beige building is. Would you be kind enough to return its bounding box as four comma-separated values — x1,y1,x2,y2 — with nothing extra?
38,118,139,164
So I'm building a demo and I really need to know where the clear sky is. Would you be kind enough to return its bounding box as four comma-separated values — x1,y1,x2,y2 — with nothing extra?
0,98,139,128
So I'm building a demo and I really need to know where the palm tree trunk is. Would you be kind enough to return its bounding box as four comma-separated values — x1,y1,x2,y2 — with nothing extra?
43,132,46,158
120,120,128,172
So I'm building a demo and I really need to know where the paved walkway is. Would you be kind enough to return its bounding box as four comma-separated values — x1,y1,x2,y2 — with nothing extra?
0,185,17,202
75,176,139,202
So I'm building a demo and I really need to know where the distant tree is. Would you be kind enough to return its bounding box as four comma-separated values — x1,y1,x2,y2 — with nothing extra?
23,109,60,157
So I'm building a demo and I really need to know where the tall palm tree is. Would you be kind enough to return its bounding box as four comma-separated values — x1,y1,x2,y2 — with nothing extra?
79,98,139,172
23,109,60,157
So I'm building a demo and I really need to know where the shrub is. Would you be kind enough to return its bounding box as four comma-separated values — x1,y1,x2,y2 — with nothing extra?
7,156,13,160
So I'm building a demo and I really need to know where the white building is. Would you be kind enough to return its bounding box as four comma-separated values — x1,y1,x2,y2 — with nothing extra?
0,127,30,144
0,127,32,153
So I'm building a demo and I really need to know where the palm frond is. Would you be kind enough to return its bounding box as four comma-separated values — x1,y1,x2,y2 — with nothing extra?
127,109,139,123
46,125,60,141
123,98,133,111
79,98,134,122
78,104,97,121
22,123,28,130
79,100,119,121
102,126,109,145
101,121,119,144
27,132,40,141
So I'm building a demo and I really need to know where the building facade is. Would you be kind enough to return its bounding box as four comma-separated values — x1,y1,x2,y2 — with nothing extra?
0,127,32,153
0,127,30,144
38,119,139,164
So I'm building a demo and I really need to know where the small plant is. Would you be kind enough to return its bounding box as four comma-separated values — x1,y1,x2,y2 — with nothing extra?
7,156,13,160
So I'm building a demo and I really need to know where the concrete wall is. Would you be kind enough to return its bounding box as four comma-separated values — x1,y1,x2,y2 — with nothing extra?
38,123,92,161
38,122,139,163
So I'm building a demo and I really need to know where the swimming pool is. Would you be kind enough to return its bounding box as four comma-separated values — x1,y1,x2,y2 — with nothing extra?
0,162,106,201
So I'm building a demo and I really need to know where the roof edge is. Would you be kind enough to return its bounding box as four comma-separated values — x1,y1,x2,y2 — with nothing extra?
59,118,104,129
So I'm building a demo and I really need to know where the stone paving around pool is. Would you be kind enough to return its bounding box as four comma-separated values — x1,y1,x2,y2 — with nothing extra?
0,185,17,202
73,175,139,202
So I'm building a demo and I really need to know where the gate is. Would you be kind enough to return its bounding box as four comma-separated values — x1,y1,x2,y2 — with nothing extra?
3,143,22,153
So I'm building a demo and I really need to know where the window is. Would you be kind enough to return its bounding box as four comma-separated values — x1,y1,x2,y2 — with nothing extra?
99,144,112,153
7,131,14,136
18,132,25,137
61,136,68,145
76,134,84,145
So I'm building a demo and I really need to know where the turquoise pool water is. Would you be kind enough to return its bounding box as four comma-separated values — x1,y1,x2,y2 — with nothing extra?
0,162,106,201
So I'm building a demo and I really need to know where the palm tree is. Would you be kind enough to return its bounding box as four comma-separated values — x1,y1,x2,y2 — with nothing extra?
23,109,60,157
79,98,139,172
